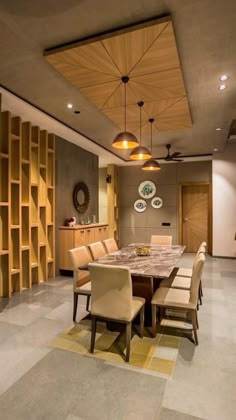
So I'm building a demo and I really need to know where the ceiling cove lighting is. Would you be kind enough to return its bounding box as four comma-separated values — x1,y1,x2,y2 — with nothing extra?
219,75,229,81
129,101,152,160
219,84,227,90
112,76,139,149
142,118,161,171
67,103,73,109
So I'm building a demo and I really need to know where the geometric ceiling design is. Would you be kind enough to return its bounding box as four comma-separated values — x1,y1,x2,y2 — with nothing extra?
45,16,192,139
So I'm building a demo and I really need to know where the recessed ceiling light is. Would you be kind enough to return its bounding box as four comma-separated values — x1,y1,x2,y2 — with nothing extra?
219,74,228,81
219,84,227,90
67,103,73,109
214,148,219,152
216,127,221,131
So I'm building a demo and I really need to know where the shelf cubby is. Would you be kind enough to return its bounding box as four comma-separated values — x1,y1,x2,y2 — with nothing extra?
31,226,38,265
39,168,47,206
22,163,30,204
0,206,9,251
21,206,30,247
31,126,40,147
47,152,54,187
39,207,46,244
46,188,54,224
31,146,39,184
39,246,47,282
22,249,31,289
0,157,9,202
22,122,31,161
40,130,47,166
11,272,21,293
47,224,54,261
47,261,54,279
11,228,20,272
0,254,10,297
11,138,20,181
11,183,20,225
48,133,55,151
31,186,38,224
0,111,10,154
31,266,39,285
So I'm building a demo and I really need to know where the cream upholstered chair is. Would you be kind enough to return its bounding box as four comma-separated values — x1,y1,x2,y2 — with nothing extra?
151,253,205,345
89,263,145,362
68,246,92,322
151,235,172,246
88,241,107,260
103,238,118,254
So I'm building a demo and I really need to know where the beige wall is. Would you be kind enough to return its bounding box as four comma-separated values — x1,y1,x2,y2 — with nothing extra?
213,144,236,257
99,168,108,224
118,161,212,247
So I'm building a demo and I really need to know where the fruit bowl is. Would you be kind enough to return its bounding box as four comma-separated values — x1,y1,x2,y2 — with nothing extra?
135,245,151,256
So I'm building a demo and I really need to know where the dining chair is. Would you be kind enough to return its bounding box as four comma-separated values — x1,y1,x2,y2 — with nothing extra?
88,241,107,260
151,235,172,246
103,238,118,254
151,253,205,345
68,246,93,322
88,263,145,362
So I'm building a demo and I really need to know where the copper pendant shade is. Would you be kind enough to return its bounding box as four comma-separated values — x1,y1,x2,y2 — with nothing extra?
112,76,139,149
130,101,152,160
142,118,161,171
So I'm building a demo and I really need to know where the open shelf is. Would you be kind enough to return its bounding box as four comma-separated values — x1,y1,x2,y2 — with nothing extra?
39,168,47,206
39,206,46,244
31,147,39,184
11,272,21,293
11,139,20,181
31,186,38,224
0,158,9,202
0,254,10,297
31,226,38,265
31,266,39,285
22,249,31,289
47,152,54,187
0,205,9,252
22,163,30,204
47,224,54,261
0,112,10,154
39,245,47,282
46,188,54,224
47,261,54,279
11,228,20,272
22,122,31,161
40,130,47,166
22,206,29,247
11,183,20,225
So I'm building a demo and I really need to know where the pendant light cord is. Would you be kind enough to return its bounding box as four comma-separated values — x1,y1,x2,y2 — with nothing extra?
124,81,126,132
140,105,142,145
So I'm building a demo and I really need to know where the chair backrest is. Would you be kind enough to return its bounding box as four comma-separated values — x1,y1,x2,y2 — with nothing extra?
151,235,172,246
103,238,118,254
68,246,92,289
88,241,107,260
190,253,205,305
89,263,133,321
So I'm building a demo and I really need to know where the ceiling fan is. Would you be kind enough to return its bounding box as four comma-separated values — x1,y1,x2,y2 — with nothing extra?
157,144,184,162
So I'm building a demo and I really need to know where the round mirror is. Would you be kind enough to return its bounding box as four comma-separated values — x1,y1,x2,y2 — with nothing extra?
73,182,90,214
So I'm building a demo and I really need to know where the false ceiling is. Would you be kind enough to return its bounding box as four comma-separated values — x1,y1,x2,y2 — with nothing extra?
45,16,192,139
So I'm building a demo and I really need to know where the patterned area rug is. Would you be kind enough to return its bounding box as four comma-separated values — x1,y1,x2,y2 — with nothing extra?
49,318,181,377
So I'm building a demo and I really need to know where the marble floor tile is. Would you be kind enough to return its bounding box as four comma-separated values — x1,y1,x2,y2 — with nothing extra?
0,302,52,326
0,321,23,343
158,407,205,420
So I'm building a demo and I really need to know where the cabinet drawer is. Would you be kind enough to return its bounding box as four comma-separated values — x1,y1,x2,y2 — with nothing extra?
74,229,86,246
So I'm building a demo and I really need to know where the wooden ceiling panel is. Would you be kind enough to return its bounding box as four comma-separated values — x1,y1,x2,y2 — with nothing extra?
102,21,168,75
80,81,120,109
102,84,138,109
47,58,119,88
130,23,181,77
132,68,186,96
45,16,192,136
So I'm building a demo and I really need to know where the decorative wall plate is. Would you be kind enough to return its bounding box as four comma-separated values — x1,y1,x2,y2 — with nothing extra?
134,199,147,213
151,196,163,209
138,180,156,199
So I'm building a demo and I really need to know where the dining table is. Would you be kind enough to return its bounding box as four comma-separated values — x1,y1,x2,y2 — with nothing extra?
87,243,185,324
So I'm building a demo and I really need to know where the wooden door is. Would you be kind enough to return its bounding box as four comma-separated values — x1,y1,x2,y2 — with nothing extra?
180,184,210,252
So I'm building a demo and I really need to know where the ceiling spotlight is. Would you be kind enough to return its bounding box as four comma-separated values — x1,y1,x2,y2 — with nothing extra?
214,148,219,152
216,128,221,131
219,75,228,81
67,103,73,109
219,84,227,90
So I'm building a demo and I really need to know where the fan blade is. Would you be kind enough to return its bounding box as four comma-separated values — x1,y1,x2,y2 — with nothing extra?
170,152,181,158
172,158,184,162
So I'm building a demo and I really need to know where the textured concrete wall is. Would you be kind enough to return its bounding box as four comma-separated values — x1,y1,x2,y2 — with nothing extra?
118,161,212,247
55,137,98,272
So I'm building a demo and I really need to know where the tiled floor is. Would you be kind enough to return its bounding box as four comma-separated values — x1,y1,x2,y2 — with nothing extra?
0,255,236,419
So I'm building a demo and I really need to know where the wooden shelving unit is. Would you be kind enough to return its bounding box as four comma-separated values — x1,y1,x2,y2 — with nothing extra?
0,110,55,297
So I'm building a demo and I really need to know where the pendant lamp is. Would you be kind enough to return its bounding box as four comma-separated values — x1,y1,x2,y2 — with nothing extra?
130,101,152,160
112,76,139,149
142,118,161,171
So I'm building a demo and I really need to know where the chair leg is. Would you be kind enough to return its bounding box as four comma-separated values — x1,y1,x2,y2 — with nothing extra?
195,310,199,329
86,295,90,312
90,315,97,353
191,310,198,345
152,304,157,337
200,280,203,297
73,293,78,322
198,288,202,305
139,306,144,338
125,322,132,362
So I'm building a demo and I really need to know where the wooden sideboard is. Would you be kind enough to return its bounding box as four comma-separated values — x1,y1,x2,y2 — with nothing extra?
59,224,109,271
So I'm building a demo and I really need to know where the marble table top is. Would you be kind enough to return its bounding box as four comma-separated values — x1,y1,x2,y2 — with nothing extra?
92,244,185,278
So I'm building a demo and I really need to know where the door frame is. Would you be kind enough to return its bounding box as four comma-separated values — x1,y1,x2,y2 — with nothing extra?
178,182,212,254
